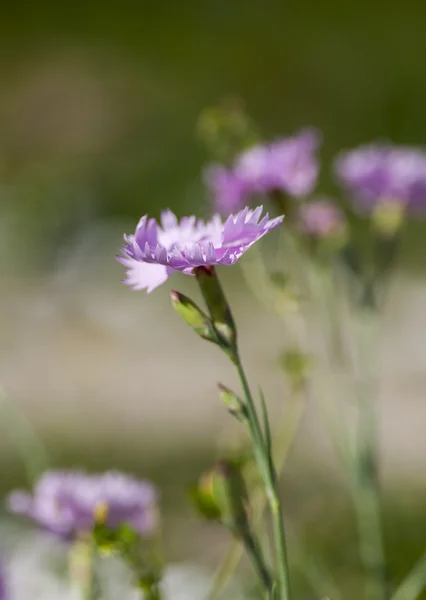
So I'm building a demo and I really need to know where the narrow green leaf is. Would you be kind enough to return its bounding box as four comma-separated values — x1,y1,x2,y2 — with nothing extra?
259,388,272,466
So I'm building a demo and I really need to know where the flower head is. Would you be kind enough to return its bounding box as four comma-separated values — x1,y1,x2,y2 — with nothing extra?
297,199,346,239
8,470,158,539
335,143,426,212
206,129,320,212
120,206,283,292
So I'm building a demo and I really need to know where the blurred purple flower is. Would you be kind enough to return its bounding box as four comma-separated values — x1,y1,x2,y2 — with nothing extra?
298,200,346,238
335,143,426,212
8,470,158,540
120,206,283,292
206,129,320,212
0,560,6,600
204,167,247,213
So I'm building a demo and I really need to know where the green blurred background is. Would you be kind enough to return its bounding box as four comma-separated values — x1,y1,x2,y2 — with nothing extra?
0,1,426,597
2,1,426,244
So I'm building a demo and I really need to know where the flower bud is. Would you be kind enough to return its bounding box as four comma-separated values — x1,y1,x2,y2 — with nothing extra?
210,460,250,532
279,350,313,389
196,99,258,163
297,200,349,258
170,291,218,344
218,383,248,423
371,198,404,238
190,460,250,534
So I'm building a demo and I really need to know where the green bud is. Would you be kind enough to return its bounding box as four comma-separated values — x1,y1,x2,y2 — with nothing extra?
279,349,313,388
170,291,218,344
371,198,404,238
194,267,237,358
188,472,222,522
210,459,250,532
314,226,349,257
190,460,250,534
218,383,248,423
269,272,300,315
196,98,259,163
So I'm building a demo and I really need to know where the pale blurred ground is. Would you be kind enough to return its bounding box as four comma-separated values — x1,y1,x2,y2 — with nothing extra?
0,221,425,494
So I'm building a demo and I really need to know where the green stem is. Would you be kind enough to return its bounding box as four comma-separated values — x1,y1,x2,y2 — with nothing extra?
353,310,386,600
268,483,291,600
69,538,99,600
208,385,305,600
236,359,291,600
83,541,98,600
236,361,266,460
390,552,426,600
242,529,275,596
194,267,291,599
140,583,163,600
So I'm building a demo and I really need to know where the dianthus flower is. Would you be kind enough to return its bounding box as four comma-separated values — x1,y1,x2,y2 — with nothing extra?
335,143,426,212
119,206,283,292
206,129,320,212
8,470,158,539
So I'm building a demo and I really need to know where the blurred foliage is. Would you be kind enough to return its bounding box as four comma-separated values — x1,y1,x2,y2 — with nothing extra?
0,0,425,269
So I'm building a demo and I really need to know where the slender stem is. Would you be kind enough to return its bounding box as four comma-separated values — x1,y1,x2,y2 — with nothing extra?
353,310,386,600
0,384,49,485
268,483,291,600
208,542,242,600
69,538,99,600
208,385,305,600
194,268,291,598
236,358,291,600
236,361,266,460
297,548,343,600
241,529,275,595
390,552,426,600
83,541,98,600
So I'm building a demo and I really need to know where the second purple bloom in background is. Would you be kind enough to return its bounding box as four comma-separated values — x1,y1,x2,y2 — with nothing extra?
206,129,320,213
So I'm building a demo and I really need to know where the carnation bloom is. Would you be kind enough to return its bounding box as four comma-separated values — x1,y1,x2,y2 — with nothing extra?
119,206,283,293
206,129,320,212
335,143,426,212
8,470,158,539
297,200,346,238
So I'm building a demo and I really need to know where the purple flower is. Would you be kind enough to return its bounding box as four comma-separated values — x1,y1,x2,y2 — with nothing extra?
120,206,283,293
297,199,346,238
204,167,247,213
206,129,320,212
0,561,6,600
335,143,426,212
8,470,158,539
118,210,224,292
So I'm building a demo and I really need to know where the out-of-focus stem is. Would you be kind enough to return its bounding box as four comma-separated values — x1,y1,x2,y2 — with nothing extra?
69,538,99,600
353,310,386,600
241,528,275,595
0,384,49,485
140,583,163,600
207,385,304,600
236,359,291,600
390,551,426,600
